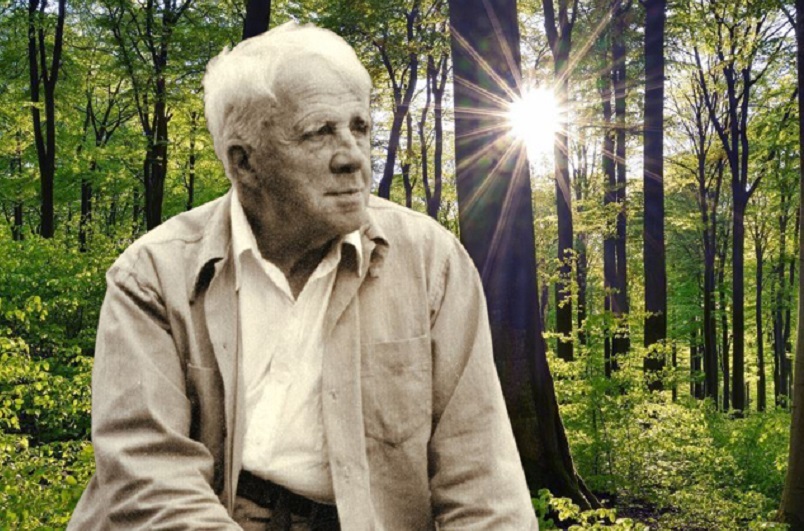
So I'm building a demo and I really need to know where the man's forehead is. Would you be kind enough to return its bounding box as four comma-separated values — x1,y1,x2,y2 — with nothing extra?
272,56,370,106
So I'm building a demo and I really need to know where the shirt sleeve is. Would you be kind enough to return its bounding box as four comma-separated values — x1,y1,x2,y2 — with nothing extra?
427,238,538,530
77,260,240,529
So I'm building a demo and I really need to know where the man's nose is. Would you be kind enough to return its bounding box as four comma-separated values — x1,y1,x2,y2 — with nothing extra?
330,132,364,174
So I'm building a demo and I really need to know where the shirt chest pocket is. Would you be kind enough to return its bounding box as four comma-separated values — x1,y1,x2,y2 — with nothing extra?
361,335,432,445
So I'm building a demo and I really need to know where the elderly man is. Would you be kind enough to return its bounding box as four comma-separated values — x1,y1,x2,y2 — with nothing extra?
69,22,536,530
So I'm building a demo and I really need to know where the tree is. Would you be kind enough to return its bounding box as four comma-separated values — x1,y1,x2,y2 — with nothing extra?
598,26,619,375
748,194,770,411
103,0,194,230
421,46,450,219
779,0,804,524
571,129,596,347
243,0,270,38
448,0,597,508
27,0,66,238
75,31,134,251
668,73,724,401
642,0,667,388
375,0,422,199
612,0,630,357
749,84,799,410
597,0,631,375
771,178,797,405
543,0,578,361
691,0,787,412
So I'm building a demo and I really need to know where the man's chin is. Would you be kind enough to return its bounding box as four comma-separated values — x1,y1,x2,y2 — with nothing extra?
329,210,367,237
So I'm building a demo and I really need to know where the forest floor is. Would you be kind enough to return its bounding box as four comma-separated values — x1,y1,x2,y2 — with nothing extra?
615,501,670,529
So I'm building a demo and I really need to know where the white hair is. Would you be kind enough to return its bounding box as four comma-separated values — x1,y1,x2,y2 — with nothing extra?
202,22,372,170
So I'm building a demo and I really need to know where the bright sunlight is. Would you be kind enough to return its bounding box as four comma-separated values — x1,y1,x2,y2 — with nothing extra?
507,86,561,160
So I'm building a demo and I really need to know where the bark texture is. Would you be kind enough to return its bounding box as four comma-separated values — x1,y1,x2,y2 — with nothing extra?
642,0,667,388
448,0,596,508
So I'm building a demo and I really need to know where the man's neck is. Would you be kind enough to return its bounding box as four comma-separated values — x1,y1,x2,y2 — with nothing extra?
239,196,335,298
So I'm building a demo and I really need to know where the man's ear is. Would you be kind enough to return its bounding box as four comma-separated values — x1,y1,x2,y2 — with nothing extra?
226,144,254,180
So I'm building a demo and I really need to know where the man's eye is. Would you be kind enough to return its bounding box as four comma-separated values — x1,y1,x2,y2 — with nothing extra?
352,121,369,135
302,124,333,140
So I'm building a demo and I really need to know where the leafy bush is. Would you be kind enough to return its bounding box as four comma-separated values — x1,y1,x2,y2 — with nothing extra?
0,235,120,356
0,435,94,529
533,489,649,530
553,343,791,530
0,235,105,527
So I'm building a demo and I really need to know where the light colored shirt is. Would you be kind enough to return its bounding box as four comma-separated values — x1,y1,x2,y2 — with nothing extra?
230,190,361,503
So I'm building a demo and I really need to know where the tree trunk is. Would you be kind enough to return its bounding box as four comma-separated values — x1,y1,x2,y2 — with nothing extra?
612,0,630,362
27,0,66,239
186,143,196,211
420,58,433,215
422,52,448,220
573,145,589,346
108,193,118,233
703,217,718,400
132,185,142,233
12,131,24,241
672,341,677,401
243,0,270,39
779,0,804,523
184,97,198,214
600,33,617,376
543,0,576,361
377,4,420,199
643,0,667,389
775,302,784,406
449,0,596,509
719,255,730,411
783,208,799,404
401,112,414,208
80,168,93,252
732,189,748,412
691,326,704,398
12,200,24,241
755,232,766,412
430,53,447,220
145,71,169,230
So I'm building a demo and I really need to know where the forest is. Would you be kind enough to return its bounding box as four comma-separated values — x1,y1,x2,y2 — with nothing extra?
0,0,803,528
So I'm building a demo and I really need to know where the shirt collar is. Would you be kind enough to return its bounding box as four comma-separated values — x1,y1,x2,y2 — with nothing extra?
191,189,385,302
229,188,363,291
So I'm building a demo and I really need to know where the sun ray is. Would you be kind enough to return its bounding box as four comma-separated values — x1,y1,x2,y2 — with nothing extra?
453,75,520,111
456,135,525,233
451,30,521,104
480,146,532,281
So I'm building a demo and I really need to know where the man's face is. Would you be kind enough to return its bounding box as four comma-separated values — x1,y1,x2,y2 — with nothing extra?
239,56,372,244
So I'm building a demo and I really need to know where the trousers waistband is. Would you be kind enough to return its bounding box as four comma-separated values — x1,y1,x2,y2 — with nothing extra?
236,470,338,520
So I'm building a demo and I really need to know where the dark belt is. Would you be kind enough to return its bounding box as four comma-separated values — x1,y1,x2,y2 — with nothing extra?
237,470,339,521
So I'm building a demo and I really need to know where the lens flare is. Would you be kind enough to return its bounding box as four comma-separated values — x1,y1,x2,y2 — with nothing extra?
507,87,560,158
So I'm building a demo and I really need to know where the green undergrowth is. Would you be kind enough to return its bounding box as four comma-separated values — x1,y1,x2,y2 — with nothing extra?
0,437,94,529
533,489,651,530
550,343,791,530
0,235,118,529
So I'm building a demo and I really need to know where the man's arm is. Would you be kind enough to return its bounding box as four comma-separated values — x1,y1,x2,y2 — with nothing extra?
428,237,538,530
76,261,239,529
